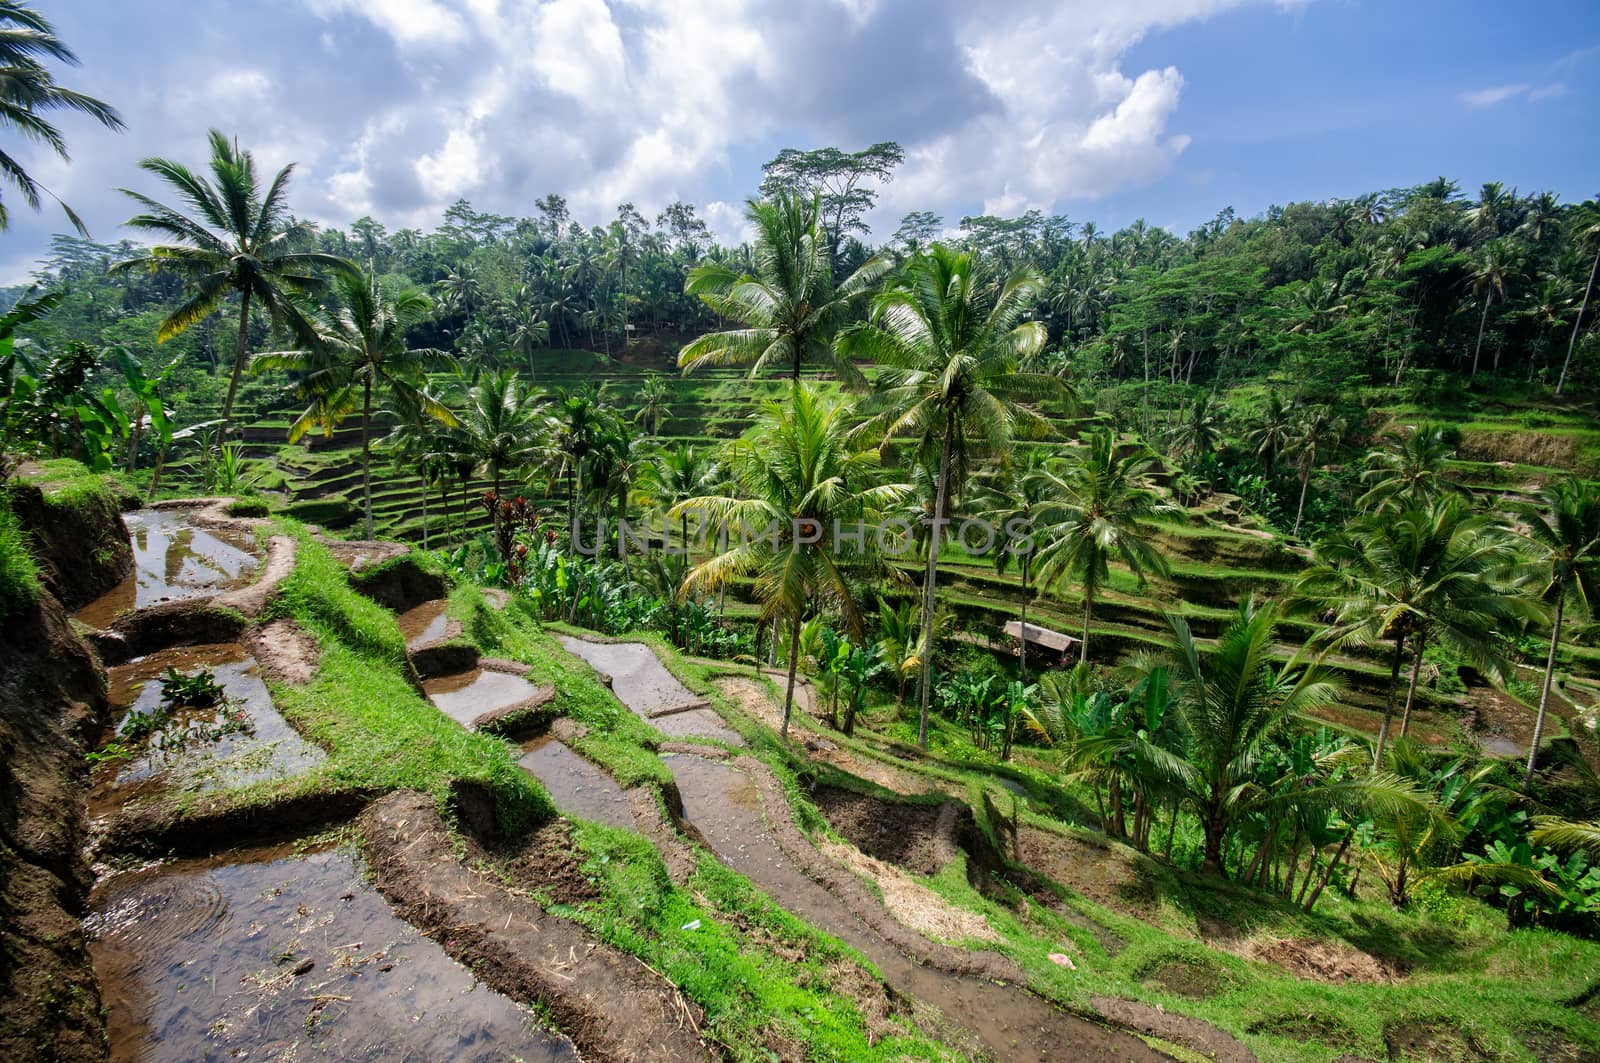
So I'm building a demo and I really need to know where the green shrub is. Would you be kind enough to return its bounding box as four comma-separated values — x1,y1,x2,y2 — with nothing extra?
226,497,270,518
0,496,40,620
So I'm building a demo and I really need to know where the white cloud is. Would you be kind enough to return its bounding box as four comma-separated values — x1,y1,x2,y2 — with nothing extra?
1460,83,1530,107
303,0,469,48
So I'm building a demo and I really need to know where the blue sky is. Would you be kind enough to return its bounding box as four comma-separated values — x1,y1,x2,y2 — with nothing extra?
3,0,1596,281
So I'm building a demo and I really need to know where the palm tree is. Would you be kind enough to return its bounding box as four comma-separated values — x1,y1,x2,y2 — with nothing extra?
1468,239,1515,377
1030,431,1175,663
638,443,716,584
1170,391,1223,462
845,244,1056,747
0,3,123,234
112,130,353,436
1245,392,1296,472
679,191,889,382
1356,422,1470,513
506,301,549,379
975,450,1050,681
551,388,610,551
380,384,456,550
1287,405,1344,536
1298,500,1530,766
1558,203,1600,396
673,382,908,735
1158,601,1341,876
255,270,456,539
634,372,672,436
1513,479,1600,788
456,369,546,498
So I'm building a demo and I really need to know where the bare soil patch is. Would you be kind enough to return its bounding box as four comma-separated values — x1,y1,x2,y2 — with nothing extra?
246,618,319,685
1383,1018,1494,1061
1238,935,1402,984
1247,1011,1362,1048
1092,995,1258,1063
492,817,604,906
813,785,946,875
1520,1024,1600,1063
819,838,999,944
1139,954,1232,998
1016,824,1159,915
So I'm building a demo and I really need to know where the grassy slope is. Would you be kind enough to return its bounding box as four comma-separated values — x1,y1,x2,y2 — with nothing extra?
636,632,1600,1063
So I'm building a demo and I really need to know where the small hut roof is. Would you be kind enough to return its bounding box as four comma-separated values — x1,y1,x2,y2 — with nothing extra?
1002,620,1077,653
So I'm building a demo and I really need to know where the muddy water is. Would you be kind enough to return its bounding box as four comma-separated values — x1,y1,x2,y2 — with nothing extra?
424,667,541,727
517,736,635,829
87,844,578,1062
397,599,451,649
559,637,744,745
95,644,323,809
76,509,260,628
667,753,1169,1063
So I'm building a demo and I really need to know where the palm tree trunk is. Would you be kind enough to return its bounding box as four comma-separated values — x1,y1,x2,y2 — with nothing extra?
361,378,374,540
1080,592,1093,666
1018,557,1030,682
1374,635,1405,768
1559,244,1600,396
781,616,802,737
126,402,143,474
916,422,954,748
1398,636,1425,738
1293,462,1311,536
1525,590,1566,789
1472,292,1490,378
420,472,430,551
1304,829,1353,912
220,288,252,438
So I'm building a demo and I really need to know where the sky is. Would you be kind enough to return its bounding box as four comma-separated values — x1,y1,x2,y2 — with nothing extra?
3,0,1597,282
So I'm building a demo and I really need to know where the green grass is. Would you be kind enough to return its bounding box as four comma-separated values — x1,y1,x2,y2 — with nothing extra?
0,491,39,620
260,526,553,832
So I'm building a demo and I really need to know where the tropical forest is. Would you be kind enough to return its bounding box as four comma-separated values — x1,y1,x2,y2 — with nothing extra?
3,2,1600,1061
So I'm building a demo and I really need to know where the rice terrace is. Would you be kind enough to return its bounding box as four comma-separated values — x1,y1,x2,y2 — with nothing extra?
4,1,1600,1060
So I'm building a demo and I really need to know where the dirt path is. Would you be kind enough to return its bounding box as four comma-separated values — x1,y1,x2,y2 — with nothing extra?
667,750,1172,1063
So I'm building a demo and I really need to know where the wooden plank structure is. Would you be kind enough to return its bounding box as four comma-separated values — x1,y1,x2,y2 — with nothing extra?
1001,620,1078,667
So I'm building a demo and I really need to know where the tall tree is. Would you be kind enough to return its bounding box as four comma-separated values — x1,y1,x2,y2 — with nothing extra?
112,130,352,436
673,383,908,735
759,142,904,260
0,2,123,234
1299,501,1530,766
456,369,546,498
1286,405,1345,536
847,244,1056,747
1514,479,1600,788
1356,422,1470,513
679,192,888,381
255,270,455,539
1031,431,1175,663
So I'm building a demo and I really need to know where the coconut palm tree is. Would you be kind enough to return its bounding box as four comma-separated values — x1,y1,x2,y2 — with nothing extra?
634,372,672,436
551,388,611,552
672,382,908,736
679,191,889,382
1513,478,1600,788
1356,422,1471,513
1170,391,1224,462
505,300,549,379
380,384,456,550
1245,392,1296,473
455,368,547,500
1030,431,1176,663
1286,405,1345,536
0,2,123,234
975,449,1050,681
638,443,717,584
1155,600,1341,876
112,130,353,436
1558,202,1600,396
845,244,1056,747
255,270,455,539
1298,500,1530,766
1468,239,1516,376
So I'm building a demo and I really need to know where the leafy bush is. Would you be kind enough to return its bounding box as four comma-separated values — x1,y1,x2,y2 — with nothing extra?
226,497,270,518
